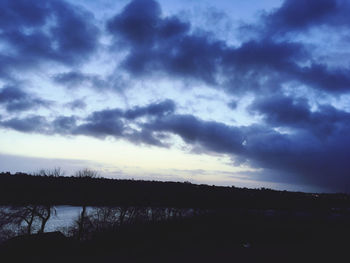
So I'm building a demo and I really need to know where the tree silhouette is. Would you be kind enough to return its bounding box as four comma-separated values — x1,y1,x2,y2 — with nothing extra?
0,205,56,236
36,167,65,177
37,205,56,233
74,168,98,241
75,168,98,178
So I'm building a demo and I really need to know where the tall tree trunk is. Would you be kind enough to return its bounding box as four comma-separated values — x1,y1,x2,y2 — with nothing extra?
38,206,51,234
118,206,128,226
78,205,86,241
26,206,37,235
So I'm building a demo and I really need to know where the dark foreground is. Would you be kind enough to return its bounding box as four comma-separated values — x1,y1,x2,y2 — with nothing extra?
1,210,350,263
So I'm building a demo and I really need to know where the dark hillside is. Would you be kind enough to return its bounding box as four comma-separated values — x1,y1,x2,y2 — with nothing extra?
0,172,349,209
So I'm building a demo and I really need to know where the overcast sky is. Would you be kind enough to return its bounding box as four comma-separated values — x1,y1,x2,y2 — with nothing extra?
1,0,350,193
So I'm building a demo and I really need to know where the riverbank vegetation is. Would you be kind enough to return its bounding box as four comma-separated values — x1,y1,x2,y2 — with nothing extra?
1,169,350,262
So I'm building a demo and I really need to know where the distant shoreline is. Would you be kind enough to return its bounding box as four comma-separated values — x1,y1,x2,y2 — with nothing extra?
1,172,349,209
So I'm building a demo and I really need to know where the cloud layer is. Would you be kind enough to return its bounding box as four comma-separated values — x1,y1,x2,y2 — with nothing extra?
1,0,350,192
0,0,98,79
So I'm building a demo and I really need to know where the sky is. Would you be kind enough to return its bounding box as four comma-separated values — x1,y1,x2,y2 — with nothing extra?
1,0,350,193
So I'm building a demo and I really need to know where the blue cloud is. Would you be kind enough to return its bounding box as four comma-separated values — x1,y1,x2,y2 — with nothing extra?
0,0,99,78
263,0,350,35
106,0,350,94
1,97,350,191
0,85,49,112
2,0,350,192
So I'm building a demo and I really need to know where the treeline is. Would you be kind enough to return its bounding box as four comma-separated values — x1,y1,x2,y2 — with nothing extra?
0,171,350,209
0,204,199,242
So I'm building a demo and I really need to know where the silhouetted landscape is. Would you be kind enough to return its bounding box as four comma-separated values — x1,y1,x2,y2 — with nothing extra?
1,170,350,262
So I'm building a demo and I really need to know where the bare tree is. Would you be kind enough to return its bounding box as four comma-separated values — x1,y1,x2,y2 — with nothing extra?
117,206,131,225
77,206,87,241
0,205,57,236
74,168,98,240
74,168,98,178
0,207,18,241
86,207,120,232
0,205,39,235
36,205,57,233
36,167,65,177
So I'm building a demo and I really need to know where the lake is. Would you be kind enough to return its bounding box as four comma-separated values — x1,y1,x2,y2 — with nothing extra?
45,205,82,232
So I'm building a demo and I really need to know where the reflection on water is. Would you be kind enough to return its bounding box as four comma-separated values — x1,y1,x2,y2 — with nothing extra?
46,206,97,232
5,205,350,233
45,206,81,232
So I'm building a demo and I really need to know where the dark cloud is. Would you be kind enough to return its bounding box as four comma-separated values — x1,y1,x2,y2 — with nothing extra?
0,116,49,133
250,95,312,128
124,99,175,119
224,40,305,70
53,71,126,92
0,0,49,30
221,40,305,92
227,100,238,110
2,0,350,192
65,99,87,110
107,0,295,86
263,0,350,36
108,0,189,45
2,97,350,191
0,0,99,77
54,100,175,144
223,40,350,93
106,0,350,94
0,85,49,112
71,100,176,142
0,99,175,145
143,111,350,191
144,114,245,154
107,0,223,83
76,98,350,191
294,64,350,93
107,0,162,45
53,71,106,90
49,1,99,59
244,126,350,191
0,99,176,145
52,116,78,135
125,129,166,147
74,112,126,139
251,94,350,138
